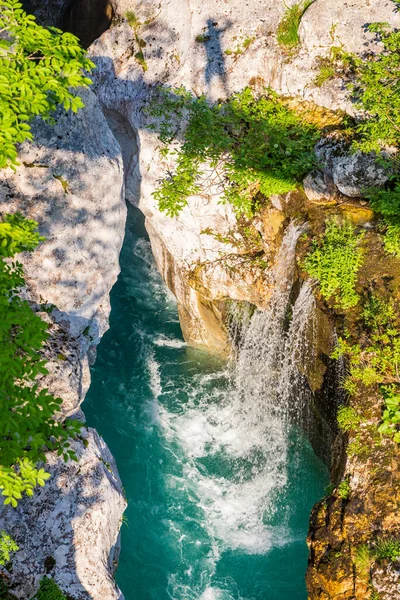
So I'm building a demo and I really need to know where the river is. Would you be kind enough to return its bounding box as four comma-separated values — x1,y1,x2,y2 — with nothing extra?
84,205,328,600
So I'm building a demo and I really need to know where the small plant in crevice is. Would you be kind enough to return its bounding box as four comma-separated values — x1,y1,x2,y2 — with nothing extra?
337,477,351,500
0,530,18,566
148,86,320,218
303,219,364,310
276,0,316,51
125,9,158,71
31,577,67,600
225,36,256,59
374,537,400,562
353,544,373,580
313,45,356,87
337,406,362,432
195,33,211,43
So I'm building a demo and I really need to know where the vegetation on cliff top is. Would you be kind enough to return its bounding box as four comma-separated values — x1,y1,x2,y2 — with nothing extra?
0,0,94,169
149,86,320,218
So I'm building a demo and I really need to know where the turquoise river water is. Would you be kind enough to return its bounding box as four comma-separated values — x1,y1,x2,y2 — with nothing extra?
84,207,328,600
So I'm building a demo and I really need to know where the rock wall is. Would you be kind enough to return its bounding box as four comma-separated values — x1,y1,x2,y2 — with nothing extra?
88,0,396,352
1,429,126,600
0,88,127,598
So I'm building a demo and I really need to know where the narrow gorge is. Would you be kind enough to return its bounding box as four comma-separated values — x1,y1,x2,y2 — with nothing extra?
0,1,400,599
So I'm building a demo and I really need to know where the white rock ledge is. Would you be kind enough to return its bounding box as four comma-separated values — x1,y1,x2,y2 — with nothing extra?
0,429,127,600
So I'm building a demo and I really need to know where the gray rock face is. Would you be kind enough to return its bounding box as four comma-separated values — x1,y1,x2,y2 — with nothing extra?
313,138,390,198
0,87,127,413
0,429,126,600
87,0,395,352
0,89,127,597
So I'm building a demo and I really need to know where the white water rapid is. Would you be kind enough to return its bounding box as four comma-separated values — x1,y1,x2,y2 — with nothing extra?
154,222,318,598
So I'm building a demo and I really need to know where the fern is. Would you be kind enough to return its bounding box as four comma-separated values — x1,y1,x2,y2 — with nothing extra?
304,219,364,309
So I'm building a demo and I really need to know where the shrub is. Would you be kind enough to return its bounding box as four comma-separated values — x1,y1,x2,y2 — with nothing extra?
303,219,364,309
276,0,316,50
0,214,80,506
0,0,94,168
0,531,18,565
353,544,373,579
32,578,66,600
351,23,400,153
125,10,148,71
377,385,400,443
337,478,350,500
374,537,400,562
364,185,400,258
337,406,361,432
313,46,357,87
149,86,320,218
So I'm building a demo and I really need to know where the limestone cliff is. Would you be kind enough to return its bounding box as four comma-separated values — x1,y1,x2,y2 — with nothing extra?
0,88,127,598
1,0,399,598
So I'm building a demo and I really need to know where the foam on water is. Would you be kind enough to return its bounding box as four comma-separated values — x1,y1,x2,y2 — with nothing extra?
154,223,310,566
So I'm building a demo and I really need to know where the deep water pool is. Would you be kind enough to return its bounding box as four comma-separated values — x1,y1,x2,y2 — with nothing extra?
84,206,328,600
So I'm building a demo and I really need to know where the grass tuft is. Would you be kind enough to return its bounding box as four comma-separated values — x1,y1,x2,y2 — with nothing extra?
277,0,316,49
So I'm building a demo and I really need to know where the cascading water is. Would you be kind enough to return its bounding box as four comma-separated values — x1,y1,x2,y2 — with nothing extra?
84,207,328,600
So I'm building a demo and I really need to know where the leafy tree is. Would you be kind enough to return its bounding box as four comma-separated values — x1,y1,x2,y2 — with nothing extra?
0,214,80,507
0,0,94,168
150,87,320,218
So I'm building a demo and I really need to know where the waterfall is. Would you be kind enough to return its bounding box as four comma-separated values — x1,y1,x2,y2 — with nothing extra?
159,223,318,563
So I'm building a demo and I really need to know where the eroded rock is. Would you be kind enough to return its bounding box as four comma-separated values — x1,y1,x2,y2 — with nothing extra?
0,429,126,600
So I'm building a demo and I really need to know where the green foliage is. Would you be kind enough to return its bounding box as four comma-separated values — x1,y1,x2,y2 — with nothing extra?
381,219,400,258
224,36,255,58
364,185,400,258
149,86,320,218
276,0,316,49
332,302,400,392
350,23,400,153
377,385,400,443
32,578,66,600
0,530,18,565
374,537,400,562
303,219,364,309
337,406,361,432
0,0,94,169
337,477,350,500
125,10,154,71
314,64,336,87
0,214,81,506
332,296,400,443
195,34,211,43
353,544,373,579
314,46,356,87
